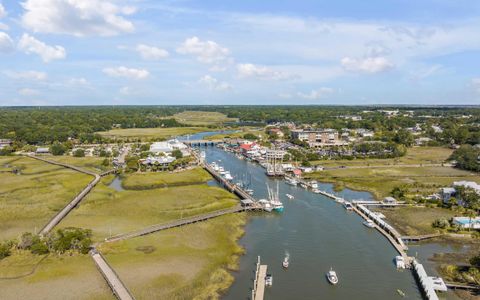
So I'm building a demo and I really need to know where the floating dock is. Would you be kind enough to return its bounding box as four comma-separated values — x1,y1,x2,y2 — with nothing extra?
252,256,268,300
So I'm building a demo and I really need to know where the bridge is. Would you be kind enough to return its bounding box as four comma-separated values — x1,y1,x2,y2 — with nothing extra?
90,249,135,300
183,139,223,146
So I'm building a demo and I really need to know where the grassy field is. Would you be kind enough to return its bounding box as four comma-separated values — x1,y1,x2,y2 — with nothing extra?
306,147,479,200
376,206,459,236
45,156,110,174
60,172,239,241
99,213,246,300
122,168,212,190
97,127,210,141
0,251,113,300
311,147,453,167
0,156,93,240
173,111,238,126
203,127,265,140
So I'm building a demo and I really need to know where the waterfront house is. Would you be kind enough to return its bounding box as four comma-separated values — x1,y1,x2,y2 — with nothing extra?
452,217,480,230
383,196,397,204
440,181,480,206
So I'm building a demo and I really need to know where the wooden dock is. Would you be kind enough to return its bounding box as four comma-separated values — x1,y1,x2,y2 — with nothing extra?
402,234,441,242
105,205,248,242
90,249,135,300
252,256,268,300
446,282,480,291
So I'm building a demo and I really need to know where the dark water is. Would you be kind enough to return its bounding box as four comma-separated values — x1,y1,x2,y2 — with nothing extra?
184,131,422,299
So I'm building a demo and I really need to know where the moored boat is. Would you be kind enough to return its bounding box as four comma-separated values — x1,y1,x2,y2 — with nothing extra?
363,219,375,228
286,193,294,199
309,180,319,189
395,256,406,269
285,177,298,186
265,274,273,286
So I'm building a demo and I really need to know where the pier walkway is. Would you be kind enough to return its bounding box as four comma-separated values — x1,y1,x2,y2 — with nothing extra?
402,234,442,242
105,205,249,242
252,256,268,300
90,249,135,300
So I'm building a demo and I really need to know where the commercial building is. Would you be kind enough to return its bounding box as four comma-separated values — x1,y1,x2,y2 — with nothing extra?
291,129,345,147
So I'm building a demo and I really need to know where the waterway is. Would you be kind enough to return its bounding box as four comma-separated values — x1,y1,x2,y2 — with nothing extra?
184,131,459,299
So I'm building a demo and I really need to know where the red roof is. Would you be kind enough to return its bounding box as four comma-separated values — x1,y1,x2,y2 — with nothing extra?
293,169,302,175
240,144,253,151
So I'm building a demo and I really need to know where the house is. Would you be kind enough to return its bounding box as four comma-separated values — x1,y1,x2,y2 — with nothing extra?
356,129,374,138
440,181,480,206
36,147,50,155
383,196,397,204
140,156,176,169
0,139,12,150
292,169,302,177
440,187,456,203
268,128,285,138
452,217,480,230
300,166,313,173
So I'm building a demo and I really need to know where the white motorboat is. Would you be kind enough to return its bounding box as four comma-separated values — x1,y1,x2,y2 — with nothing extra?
395,256,406,269
285,177,298,186
245,188,254,195
343,202,353,210
363,219,375,228
282,255,289,268
286,194,294,199
312,188,321,194
218,166,224,172
309,180,319,189
265,274,273,286
326,268,339,285
224,172,233,181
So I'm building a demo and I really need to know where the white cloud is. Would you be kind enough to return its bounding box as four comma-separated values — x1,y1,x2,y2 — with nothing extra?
67,77,89,85
103,66,149,79
4,70,47,80
18,33,66,62
237,63,297,80
198,75,232,91
136,44,169,60
341,56,393,73
297,87,335,99
177,36,230,64
472,78,480,93
0,32,14,52
21,0,135,37
0,3,6,19
18,88,40,96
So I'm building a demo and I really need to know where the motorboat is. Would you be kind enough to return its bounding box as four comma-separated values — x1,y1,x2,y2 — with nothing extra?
265,274,273,286
285,177,298,186
363,219,375,228
326,268,339,285
245,188,254,195
282,255,289,268
312,188,321,194
300,183,308,189
224,172,234,181
343,202,353,210
309,180,319,189
286,194,294,200
395,256,406,269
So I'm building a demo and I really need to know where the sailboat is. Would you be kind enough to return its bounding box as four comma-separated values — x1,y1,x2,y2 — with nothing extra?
267,182,284,212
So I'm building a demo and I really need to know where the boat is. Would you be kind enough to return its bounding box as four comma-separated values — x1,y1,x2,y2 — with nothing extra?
309,180,319,189
285,177,298,186
218,166,224,172
312,188,321,194
200,151,206,159
300,183,308,189
286,194,294,200
267,182,284,212
395,256,406,269
224,172,233,181
258,199,273,212
282,254,289,268
397,289,406,297
245,188,254,195
326,268,339,285
363,219,375,228
343,202,353,210
265,274,273,286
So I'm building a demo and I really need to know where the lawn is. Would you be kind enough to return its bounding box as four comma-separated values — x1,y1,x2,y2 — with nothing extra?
0,251,113,300
311,147,453,167
203,127,265,140
60,173,240,241
97,127,210,141
375,206,459,236
173,111,238,126
308,165,480,199
121,167,212,190
46,156,110,174
0,156,93,240
99,213,246,300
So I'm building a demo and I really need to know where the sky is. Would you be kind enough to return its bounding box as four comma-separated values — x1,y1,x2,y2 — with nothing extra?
0,0,480,106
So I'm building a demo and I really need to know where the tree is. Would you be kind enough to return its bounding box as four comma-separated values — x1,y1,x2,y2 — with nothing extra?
394,129,414,147
73,149,85,157
243,133,258,140
102,158,110,167
50,141,66,156
0,241,12,260
391,185,408,200
470,253,480,269
171,149,183,159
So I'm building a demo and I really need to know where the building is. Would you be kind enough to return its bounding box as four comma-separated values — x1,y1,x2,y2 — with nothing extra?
36,147,50,155
149,139,187,154
267,128,285,138
291,129,343,147
452,217,480,230
415,137,433,146
140,156,176,169
356,128,374,138
440,181,480,206
0,139,12,150
383,196,397,204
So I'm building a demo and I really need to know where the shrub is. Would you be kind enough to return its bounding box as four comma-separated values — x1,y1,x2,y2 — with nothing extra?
432,218,450,229
73,149,85,157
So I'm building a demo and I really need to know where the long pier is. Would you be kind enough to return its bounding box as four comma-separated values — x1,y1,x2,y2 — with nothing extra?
252,256,268,300
105,205,248,243
90,249,135,300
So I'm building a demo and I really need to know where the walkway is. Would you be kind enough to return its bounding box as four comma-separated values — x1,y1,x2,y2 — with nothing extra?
105,206,247,242
252,256,268,300
90,250,135,300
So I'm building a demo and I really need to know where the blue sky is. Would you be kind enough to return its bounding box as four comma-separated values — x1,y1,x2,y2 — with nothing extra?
0,0,480,106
